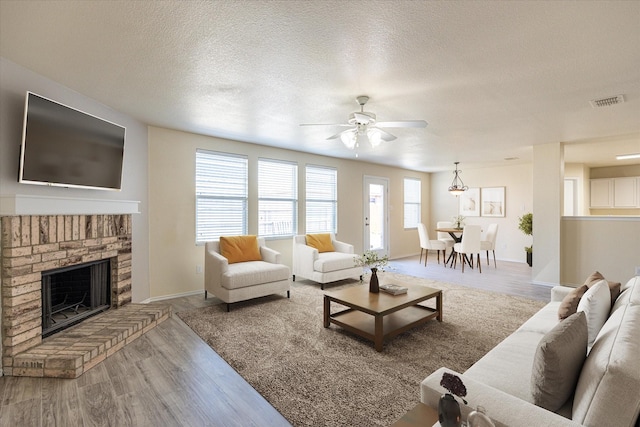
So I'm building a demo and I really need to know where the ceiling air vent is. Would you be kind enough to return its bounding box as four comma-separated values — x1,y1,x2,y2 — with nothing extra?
590,95,625,108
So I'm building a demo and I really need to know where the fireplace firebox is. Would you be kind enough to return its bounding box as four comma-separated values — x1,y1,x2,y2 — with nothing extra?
42,259,111,337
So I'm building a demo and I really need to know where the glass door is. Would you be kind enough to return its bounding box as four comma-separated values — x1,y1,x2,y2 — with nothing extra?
363,176,389,256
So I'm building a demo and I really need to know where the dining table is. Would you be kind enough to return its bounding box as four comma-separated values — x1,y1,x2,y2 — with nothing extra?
438,226,486,269
435,227,464,267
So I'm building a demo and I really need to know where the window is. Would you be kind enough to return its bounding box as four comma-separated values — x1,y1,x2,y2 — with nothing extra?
195,150,248,243
258,159,297,237
306,165,337,233
404,178,421,228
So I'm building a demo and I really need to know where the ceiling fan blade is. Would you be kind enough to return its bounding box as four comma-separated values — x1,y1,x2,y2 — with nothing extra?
300,123,352,127
372,127,397,142
376,120,428,128
353,112,374,124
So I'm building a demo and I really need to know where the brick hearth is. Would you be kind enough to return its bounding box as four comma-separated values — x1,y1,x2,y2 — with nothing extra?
0,214,145,377
12,303,171,378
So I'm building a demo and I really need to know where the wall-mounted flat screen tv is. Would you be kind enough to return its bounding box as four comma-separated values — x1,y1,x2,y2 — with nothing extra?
19,92,126,191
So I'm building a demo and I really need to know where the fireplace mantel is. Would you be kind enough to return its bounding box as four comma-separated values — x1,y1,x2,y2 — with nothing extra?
0,194,140,216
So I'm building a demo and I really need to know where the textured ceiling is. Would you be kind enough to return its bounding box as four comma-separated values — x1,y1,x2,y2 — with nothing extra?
1,0,639,172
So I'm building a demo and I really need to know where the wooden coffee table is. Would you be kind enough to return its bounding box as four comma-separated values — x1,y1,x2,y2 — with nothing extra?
390,402,439,426
323,283,442,351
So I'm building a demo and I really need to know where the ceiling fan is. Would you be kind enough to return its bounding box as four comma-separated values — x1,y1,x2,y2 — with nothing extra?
300,95,428,150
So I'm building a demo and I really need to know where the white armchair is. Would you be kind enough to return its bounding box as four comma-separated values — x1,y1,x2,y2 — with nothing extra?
204,237,291,311
292,233,363,290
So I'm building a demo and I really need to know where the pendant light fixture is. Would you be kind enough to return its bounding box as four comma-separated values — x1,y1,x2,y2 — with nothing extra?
448,162,468,196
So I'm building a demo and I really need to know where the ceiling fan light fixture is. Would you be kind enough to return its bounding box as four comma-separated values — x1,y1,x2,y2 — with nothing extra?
340,129,357,149
367,128,383,148
448,162,468,196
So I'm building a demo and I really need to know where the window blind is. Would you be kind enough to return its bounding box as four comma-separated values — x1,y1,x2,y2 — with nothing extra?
258,158,298,237
306,165,337,233
195,150,248,243
404,178,421,229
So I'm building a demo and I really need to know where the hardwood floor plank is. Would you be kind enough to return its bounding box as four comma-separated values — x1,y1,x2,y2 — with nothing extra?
77,362,111,389
6,398,41,426
115,391,181,427
77,381,124,427
41,378,83,426
1,376,42,405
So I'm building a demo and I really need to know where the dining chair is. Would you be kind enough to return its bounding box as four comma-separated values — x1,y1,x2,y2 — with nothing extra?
417,223,447,266
453,224,482,273
480,223,499,268
436,221,456,256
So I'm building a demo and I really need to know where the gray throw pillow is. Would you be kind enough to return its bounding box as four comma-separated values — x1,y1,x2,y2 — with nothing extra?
558,284,588,320
531,311,588,411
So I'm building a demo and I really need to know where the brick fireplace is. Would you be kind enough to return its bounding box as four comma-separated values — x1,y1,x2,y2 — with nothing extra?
1,214,133,376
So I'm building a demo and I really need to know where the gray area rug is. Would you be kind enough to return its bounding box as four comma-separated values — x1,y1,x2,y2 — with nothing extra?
176,272,545,427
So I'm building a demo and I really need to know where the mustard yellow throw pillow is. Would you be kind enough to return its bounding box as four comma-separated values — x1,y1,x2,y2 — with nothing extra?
306,233,335,253
219,235,262,264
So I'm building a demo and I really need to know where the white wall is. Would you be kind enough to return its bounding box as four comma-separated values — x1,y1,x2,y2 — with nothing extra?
429,162,534,263
564,163,589,216
562,217,640,284
0,58,151,302
532,143,563,285
147,126,430,299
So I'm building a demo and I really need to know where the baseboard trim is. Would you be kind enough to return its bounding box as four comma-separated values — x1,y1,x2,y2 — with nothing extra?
532,280,557,288
141,290,204,303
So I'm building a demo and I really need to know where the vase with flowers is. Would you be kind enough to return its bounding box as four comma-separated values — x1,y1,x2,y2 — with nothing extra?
354,250,389,293
439,372,468,427
453,215,466,230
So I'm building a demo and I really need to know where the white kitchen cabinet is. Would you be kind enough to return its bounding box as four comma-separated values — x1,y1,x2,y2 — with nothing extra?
590,177,640,208
614,177,637,207
590,179,613,208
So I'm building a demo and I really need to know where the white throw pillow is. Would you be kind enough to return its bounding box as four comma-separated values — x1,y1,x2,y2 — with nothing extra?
577,279,611,349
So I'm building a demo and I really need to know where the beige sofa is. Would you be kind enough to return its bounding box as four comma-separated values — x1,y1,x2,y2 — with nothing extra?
420,276,640,427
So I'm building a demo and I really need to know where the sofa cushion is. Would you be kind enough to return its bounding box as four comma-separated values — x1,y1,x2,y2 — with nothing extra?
612,276,640,314
572,304,640,426
518,301,562,335
577,280,611,349
219,235,262,264
306,233,335,253
558,284,588,320
531,311,588,411
222,261,289,290
464,330,544,402
314,251,356,273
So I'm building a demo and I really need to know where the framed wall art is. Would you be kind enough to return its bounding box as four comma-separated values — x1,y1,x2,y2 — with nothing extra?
481,187,505,217
459,187,480,217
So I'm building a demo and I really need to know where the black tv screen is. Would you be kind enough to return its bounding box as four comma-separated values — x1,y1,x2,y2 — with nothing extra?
19,92,125,191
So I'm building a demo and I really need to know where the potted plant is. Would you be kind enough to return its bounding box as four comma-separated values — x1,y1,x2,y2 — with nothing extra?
354,250,389,293
518,212,533,267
